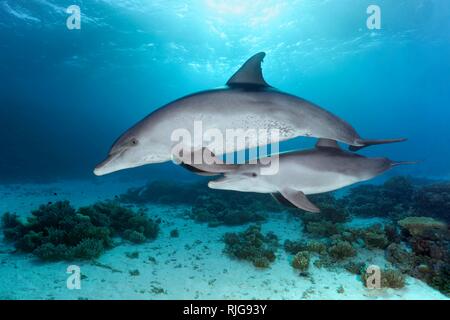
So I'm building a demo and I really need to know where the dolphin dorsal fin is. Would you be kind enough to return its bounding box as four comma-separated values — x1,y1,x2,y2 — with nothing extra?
315,138,340,149
226,52,270,87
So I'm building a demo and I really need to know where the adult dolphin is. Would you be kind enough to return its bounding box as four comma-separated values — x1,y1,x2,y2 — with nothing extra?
94,52,406,176
183,139,415,213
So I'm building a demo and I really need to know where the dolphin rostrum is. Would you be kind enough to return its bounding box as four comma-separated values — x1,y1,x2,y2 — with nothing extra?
94,52,406,176
182,139,415,213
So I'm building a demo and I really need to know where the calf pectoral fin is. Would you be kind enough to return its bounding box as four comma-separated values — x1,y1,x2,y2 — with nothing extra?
277,189,321,213
271,192,298,209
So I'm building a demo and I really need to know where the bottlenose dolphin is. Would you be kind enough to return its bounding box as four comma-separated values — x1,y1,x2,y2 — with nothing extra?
94,52,406,176
182,139,414,213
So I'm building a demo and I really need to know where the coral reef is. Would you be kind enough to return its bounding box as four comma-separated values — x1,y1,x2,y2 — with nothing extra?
223,225,279,268
351,224,393,249
343,176,414,218
119,180,208,205
413,183,450,222
344,177,450,223
190,192,271,227
307,193,350,223
1,200,159,261
283,239,306,255
305,221,342,237
120,179,286,227
387,216,450,295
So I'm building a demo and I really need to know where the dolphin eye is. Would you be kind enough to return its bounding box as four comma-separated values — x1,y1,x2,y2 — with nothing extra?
243,172,258,178
130,138,138,146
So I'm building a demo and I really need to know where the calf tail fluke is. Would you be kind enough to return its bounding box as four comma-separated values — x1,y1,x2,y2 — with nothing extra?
349,138,407,151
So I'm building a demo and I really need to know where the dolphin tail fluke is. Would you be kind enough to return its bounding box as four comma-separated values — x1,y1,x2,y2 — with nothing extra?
349,138,407,151
391,160,419,167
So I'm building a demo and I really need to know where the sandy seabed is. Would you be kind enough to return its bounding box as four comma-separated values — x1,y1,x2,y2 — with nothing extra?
0,179,447,300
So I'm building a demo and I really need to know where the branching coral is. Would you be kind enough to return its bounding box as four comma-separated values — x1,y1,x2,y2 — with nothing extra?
223,225,278,268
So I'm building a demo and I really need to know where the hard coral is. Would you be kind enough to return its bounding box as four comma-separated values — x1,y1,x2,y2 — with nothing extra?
398,217,447,239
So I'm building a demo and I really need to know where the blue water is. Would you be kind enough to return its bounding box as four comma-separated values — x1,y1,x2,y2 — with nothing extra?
1,0,450,301
1,0,449,183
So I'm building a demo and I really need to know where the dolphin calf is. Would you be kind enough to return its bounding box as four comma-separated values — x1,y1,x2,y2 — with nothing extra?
182,139,414,213
94,52,406,176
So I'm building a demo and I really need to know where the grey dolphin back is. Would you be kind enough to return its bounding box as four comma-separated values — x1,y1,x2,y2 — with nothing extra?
226,52,270,87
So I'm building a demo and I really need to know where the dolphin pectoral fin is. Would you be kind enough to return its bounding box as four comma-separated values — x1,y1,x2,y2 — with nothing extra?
179,162,221,176
349,138,407,151
315,138,340,149
175,147,238,176
271,193,298,209
226,52,270,87
278,189,321,213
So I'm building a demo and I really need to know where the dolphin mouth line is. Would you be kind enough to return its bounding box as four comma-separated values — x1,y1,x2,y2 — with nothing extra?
94,150,124,176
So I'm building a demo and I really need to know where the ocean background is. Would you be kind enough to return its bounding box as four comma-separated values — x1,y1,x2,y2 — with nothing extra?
0,0,449,300
1,0,449,183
